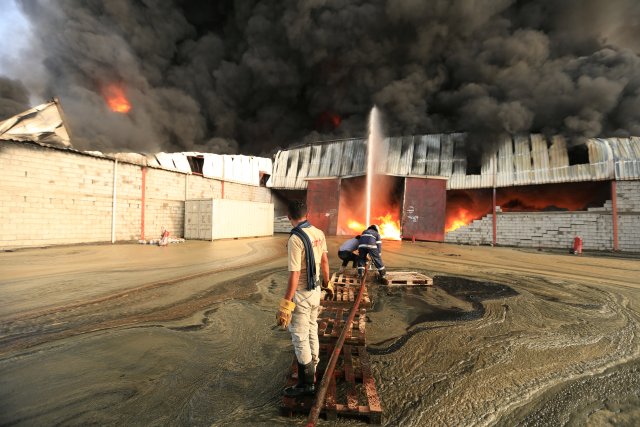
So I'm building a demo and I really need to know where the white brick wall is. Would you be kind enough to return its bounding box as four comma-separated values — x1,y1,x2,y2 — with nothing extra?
0,141,273,249
445,181,640,252
617,181,640,251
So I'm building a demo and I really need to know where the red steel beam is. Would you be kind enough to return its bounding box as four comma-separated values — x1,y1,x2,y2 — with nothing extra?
492,187,497,246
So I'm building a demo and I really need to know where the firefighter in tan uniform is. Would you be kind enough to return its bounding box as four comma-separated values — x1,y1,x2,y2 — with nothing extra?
276,200,332,396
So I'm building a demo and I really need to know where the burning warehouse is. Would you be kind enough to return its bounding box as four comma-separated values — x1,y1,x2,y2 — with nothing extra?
268,127,640,252
3,1,640,426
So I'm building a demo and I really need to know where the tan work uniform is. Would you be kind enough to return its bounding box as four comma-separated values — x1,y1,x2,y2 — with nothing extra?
287,225,327,367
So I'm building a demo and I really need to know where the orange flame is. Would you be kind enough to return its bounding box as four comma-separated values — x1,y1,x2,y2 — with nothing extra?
445,208,474,232
102,84,131,113
343,213,401,240
444,183,610,234
377,213,401,240
347,219,365,232
337,175,402,240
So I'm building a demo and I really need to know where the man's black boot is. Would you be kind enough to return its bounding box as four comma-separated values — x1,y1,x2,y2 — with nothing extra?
303,362,316,395
283,362,315,397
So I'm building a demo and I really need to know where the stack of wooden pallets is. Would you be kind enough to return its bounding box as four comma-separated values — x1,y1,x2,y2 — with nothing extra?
280,272,383,424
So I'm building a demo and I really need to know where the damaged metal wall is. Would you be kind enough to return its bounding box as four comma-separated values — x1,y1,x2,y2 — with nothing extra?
268,134,640,190
153,153,272,186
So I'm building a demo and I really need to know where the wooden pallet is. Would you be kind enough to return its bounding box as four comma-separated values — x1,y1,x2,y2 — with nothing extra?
330,272,360,286
280,345,382,424
318,306,366,345
330,270,377,286
385,271,433,286
325,273,372,308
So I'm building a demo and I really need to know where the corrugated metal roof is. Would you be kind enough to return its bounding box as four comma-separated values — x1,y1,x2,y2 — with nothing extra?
153,152,271,185
0,100,71,147
267,133,640,190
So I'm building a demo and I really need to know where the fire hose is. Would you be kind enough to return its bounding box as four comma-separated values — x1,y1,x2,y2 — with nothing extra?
305,265,368,427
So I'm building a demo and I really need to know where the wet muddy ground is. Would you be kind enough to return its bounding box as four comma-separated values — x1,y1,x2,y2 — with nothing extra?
0,237,639,426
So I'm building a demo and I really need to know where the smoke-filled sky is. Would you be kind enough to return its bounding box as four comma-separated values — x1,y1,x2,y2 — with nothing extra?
1,0,640,154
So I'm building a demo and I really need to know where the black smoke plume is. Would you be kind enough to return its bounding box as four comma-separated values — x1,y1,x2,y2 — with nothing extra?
2,0,640,154
0,76,29,120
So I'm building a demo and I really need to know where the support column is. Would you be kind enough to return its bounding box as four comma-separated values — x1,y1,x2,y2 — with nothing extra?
492,187,497,246
612,180,619,251
140,166,146,240
111,159,118,244
221,159,225,199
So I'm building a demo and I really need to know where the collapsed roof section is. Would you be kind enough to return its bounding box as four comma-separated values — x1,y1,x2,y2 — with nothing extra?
0,100,272,187
0,99,71,147
59,149,272,187
151,152,272,186
267,134,640,190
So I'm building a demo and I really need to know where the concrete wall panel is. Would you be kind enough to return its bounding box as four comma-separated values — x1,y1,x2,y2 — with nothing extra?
0,141,273,249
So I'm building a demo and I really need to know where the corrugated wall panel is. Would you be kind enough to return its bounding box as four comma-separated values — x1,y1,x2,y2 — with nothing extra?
452,137,466,176
369,137,383,174
531,134,550,184
285,150,300,189
513,135,532,185
351,139,366,175
384,137,401,174
294,146,312,189
269,135,638,189
398,135,414,176
496,136,514,187
308,145,323,178
613,138,640,180
440,134,454,177
318,145,332,177
270,150,287,188
425,134,441,176
549,136,569,183
482,152,496,187
412,135,427,175
329,143,343,176
340,139,355,176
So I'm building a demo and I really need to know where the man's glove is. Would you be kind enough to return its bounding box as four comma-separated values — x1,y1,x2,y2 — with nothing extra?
322,280,334,301
276,299,296,329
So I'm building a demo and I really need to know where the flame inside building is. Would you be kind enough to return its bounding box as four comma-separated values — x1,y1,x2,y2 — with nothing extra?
102,84,131,114
337,176,403,240
446,182,611,232
270,132,638,250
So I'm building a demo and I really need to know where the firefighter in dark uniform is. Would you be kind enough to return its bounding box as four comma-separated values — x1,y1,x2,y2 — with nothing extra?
356,224,387,283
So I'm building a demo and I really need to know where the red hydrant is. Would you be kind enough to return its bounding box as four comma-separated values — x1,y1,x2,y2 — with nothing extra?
572,236,583,255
